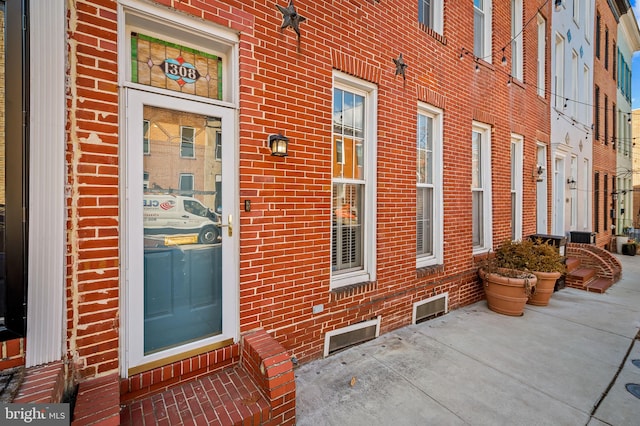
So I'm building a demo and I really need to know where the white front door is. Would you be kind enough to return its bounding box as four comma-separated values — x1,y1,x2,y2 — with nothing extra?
536,144,548,234
553,156,566,236
123,89,238,375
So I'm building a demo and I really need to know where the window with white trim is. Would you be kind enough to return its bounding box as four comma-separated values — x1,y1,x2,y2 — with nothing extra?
416,103,443,267
474,0,492,60
331,72,377,288
537,14,546,97
179,173,194,196
570,50,578,118
573,0,580,27
582,64,590,123
418,0,443,35
511,135,523,241
180,126,195,158
143,119,150,154
472,122,492,252
554,33,565,109
511,0,523,81
585,1,591,41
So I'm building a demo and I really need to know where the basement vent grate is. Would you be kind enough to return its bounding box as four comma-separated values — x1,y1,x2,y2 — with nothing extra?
412,293,448,324
323,317,381,357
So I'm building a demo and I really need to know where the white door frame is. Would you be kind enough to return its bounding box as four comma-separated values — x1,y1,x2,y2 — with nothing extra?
553,155,566,236
121,89,238,376
536,143,548,234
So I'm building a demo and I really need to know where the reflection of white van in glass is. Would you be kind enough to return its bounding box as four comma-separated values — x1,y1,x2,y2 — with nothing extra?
143,194,220,244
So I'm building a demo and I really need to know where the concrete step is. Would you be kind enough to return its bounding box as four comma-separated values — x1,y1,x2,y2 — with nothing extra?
586,277,614,294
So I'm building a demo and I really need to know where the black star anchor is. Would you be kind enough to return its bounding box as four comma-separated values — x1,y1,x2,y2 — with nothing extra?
276,0,306,39
393,53,408,80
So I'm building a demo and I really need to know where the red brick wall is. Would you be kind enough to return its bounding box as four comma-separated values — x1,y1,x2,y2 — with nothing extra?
0,338,25,370
593,0,619,248
64,0,552,379
66,0,120,380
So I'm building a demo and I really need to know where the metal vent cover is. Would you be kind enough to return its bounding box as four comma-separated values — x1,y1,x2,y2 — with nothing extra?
412,293,448,324
323,317,381,357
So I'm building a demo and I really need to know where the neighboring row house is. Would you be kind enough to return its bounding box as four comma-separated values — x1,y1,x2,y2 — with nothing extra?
0,0,636,423
551,0,639,248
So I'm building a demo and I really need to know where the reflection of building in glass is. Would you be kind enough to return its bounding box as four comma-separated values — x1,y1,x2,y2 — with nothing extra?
143,106,221,209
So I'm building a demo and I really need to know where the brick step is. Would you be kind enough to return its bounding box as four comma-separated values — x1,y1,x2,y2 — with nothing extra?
586,277,614,294
72,373,120,426
567,267,597,286
565,257,581,273
120,366,270,426
13,361,65,404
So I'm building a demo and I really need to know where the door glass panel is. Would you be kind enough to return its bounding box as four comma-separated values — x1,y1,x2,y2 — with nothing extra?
142,105,223,354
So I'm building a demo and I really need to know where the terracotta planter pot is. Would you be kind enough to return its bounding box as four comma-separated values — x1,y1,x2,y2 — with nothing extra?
527,271,562,306
479,268,537,316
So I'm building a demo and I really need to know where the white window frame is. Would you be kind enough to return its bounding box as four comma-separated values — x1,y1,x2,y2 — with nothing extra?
179,173,195,195
472,122,492,254
584,0,591,42
573,0,580,27
331,71,377,289
570,50,578,118
537,14,546,98
510,135,523,241
554,33,565,110
143,119,150,154
511,0,523,81
418,0,444,35
416,103,443,268
474,0,492,62
180,125,196,158
582,64,590,123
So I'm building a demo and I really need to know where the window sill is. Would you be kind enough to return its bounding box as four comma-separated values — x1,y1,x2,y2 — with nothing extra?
330,280,377,302
418,23,447,46
416,264,444,278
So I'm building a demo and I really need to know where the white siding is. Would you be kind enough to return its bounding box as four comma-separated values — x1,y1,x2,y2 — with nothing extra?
26,0,66,367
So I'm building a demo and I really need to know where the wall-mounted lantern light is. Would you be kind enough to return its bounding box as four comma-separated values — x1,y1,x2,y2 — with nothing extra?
534,164,545,182
269,134,289,157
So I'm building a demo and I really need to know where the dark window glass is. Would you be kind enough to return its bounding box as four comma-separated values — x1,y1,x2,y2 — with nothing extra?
1,0,28,340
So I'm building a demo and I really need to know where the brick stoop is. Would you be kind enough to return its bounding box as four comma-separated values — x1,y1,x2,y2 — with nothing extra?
565,243,623,292
120,366,270,425
119,329,296,425
13,361,65,404
585,277,614,294
565,267,597,289
72,373,120,426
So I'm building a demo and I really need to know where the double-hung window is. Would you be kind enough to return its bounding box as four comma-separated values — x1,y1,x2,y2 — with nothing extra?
511,0,523,81
472,122,492,253
331,72,377,288
180,126,195,158
511,136,523,241
474,0,492,61
537,14,546,97
416,104,443,267
418,0,443,35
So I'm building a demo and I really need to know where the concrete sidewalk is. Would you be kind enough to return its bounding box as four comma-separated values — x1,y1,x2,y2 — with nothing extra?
295,254,640,425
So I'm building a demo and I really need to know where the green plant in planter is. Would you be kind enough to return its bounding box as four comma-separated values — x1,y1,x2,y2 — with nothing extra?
479,238,566,313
